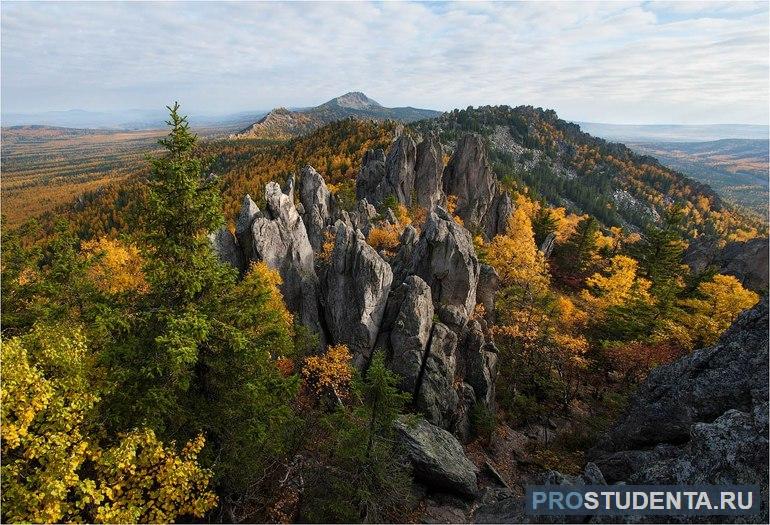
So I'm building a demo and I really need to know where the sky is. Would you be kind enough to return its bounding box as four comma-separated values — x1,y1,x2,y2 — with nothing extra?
1,0,768,124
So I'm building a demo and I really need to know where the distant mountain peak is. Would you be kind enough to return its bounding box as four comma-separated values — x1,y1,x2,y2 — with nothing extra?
232,92,438,140
325,92,382,110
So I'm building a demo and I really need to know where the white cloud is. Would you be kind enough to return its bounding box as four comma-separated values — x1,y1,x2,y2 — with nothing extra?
1,0,767,123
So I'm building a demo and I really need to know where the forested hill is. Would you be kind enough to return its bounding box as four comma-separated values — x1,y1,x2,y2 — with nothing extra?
26,106,764,245
412,106,765,241
232,92,439,140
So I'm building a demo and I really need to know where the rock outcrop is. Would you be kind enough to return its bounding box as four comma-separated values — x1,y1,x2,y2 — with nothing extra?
355,135,417,207
717,237,768,292
589,297,768,517
411,207,480,323
539,232,556,259
349,198,378,237
484,191,513,240
476,264,500,322
246,181,324,340
324,221,393,367
415,323,460,429
684,236,769,292
389,276,435,394
235,194,260,260
228,134,508,457
461,321,498,410
385,134,417,205
395,417,478,498
298,165,333,251
414,133,445,209
208,226,246,272
356,148,387,205
442,133,511,238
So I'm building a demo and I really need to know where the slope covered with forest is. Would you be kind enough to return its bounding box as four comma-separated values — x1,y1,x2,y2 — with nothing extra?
3,104,767,523
413,106,766,242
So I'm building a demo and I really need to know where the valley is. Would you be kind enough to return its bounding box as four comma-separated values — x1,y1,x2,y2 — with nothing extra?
627,139,768,218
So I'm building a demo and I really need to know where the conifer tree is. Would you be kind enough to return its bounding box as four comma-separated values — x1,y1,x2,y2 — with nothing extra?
532,201,558,247
557,216,598,274
630,207,688,306
104,104,299,503
143,102,232,306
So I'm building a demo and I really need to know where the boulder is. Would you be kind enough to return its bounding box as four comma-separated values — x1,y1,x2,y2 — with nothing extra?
208,226,246,273
412,207,480,323
473,492,527,524
415,323,460,429
298,165,333,251
414,134,445,210
590,296,769,517
395,417,478,498
324,220,393,367
389,276,435,394
539,462,606,486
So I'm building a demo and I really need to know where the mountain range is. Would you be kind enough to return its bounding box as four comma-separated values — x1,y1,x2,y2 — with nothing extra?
231,92,440,139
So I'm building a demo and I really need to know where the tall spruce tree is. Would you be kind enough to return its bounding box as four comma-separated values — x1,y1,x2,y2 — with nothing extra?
104,104,299,503
143,102,231,306
558,216,598,274
630,207,688,305
532,202,558,247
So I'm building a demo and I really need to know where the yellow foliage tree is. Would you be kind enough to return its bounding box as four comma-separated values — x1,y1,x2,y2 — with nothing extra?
1,325,217,524
486,207,549,291
244,261,294,333
302,344,354,402
81,237,148,294
672,274,759,349
367,226,401,253
580,255,652,314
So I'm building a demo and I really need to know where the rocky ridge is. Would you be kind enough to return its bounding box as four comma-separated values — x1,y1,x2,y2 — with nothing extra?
209,127,769,515
209,130,512,498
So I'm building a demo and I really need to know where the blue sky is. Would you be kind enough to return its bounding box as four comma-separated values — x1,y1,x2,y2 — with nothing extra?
1,0,768,124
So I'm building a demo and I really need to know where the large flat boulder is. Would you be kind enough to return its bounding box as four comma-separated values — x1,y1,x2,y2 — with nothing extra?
395,417,478,498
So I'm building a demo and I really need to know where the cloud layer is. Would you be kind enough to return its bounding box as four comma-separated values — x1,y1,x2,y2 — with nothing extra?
1,0,767,123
